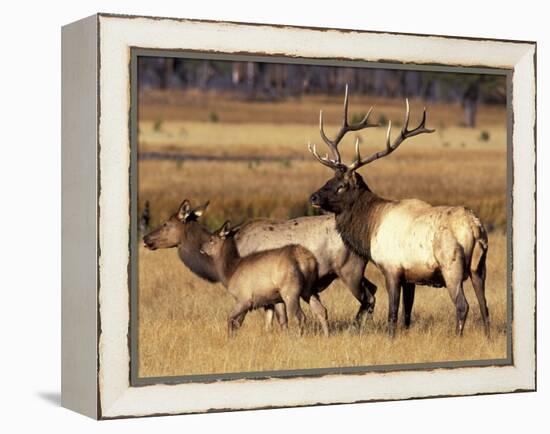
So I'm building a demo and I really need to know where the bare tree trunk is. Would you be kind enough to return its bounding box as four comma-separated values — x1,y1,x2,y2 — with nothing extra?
246,62,255,93
464,101,477,128
462,80,480,128
160,58,174,89
198,60,211,90
232,62,242,86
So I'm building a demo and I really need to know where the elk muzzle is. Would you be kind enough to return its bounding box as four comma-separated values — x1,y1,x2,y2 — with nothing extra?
310,193,321,208
143,234,157,250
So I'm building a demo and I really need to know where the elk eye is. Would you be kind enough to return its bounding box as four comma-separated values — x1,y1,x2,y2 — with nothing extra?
336,185,346,194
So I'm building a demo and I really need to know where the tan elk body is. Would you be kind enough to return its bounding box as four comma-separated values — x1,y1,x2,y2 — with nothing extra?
309,86,490,336
235,214,373,308
235,214,376,327
368,200,486,287
201,221,328,336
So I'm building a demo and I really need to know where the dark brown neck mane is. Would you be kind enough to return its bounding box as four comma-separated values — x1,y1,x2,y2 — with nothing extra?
335,189,390,260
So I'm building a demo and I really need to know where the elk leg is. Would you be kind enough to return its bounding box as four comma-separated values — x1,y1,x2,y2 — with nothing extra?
437,235,470,336
470,260,490,337
227,302,250,338
307,294,329,337
274,302,288,330
282,294,306,335
442,274,469,336
384,272,401,338
233,312,247,328
359,277,377,317
451,284,469,336
363,277,378,297
337,264,376,325
263,306,275,331
402,282,415,328
263,303,288,331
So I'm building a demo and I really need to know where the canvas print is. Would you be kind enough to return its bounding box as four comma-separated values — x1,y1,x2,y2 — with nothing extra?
134,55,509,381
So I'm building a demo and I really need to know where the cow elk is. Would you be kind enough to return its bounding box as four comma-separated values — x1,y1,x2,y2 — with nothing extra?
201,221,328,337
308,85,490,337
143,200,218,282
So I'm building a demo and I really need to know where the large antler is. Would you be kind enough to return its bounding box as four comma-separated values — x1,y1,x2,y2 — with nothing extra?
347,98,435,172
308,84,378,170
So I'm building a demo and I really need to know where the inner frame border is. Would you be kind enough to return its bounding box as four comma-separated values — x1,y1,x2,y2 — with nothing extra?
129,47,514,387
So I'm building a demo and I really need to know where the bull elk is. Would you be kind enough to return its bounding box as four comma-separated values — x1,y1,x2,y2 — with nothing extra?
308,86,489,337
143,199,377,330
201,221,326,337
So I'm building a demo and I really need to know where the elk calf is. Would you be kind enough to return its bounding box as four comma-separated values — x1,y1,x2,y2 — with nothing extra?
201,221,328,337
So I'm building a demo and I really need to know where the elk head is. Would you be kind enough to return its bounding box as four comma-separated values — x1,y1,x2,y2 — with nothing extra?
309,85,435,214
200,220,233,259
143,199,209,250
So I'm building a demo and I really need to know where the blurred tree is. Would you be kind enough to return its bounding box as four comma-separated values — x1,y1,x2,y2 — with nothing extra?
463,79,480,127
419,72,505,127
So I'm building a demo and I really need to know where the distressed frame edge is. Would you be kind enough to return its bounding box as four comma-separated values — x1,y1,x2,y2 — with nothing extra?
94,14,537,419
61,13,100,420
94,11,536,46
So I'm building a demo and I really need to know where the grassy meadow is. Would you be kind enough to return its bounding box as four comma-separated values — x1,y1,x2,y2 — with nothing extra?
137,90,508,378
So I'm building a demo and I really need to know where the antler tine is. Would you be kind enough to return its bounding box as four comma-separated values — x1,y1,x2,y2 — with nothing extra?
342,83,349,127
319,110,340,162
386,120,393,150
317,83,379,166
402,98,411,134
308,141,342,170
358,106,375,127
349,121,392,169
348,99,435,171
413,107,434,135
401,98,435,138
347,137,362,171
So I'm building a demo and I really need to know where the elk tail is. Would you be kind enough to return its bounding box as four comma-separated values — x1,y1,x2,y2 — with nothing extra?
470,237,488,275
468,212,488,275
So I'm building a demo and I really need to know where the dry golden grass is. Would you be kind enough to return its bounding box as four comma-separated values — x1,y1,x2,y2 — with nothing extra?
139,121,506,157
137,94,508,378
138,146,507,230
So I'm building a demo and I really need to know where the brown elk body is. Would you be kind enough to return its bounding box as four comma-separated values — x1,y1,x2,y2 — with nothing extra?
201,221,327,337
143,200,377,329
308,86,490,337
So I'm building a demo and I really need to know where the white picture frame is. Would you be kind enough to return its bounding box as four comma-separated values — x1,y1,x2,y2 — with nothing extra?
61,13,536,419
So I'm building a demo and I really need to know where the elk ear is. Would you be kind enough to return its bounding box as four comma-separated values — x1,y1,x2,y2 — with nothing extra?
218,220,232,238
177,199,191,221
192,201,209,218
